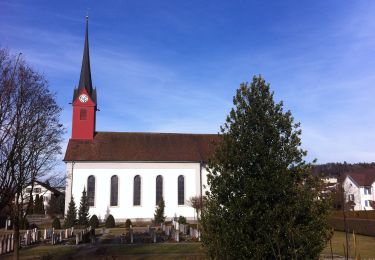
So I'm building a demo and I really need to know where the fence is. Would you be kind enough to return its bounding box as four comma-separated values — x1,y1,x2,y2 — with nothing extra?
329,217,375,236
0,227,91,256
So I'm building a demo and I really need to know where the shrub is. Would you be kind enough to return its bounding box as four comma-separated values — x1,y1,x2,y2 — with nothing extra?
19,217,29,230
52,217,61,229
89,215,99,228
105,214,115,228
178,215,187,224
125,219,132,228
29,223,38,229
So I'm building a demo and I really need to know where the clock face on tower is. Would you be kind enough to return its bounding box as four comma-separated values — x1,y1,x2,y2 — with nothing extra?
79,94,89,103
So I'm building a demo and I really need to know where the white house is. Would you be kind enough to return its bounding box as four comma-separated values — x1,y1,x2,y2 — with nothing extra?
25,181,64,210
64,18,219,222
343,169,375,211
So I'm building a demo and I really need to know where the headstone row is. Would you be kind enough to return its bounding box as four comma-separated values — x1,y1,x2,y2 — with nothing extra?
0,234,14,255
23,228,39,246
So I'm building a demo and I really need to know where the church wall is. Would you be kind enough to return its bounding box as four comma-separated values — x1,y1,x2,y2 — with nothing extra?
65,162,209,222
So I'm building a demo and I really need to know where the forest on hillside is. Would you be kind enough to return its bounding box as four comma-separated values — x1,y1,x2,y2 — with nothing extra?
312,162,375,177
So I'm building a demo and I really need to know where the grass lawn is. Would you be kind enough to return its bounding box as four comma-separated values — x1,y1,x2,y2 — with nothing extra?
4,230,375,259
3,242,204,259
3,245,78,260
322,231,375,258
107,243,204,255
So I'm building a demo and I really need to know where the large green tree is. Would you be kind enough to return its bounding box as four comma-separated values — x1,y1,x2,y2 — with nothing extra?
64,196,77,228
201,76,330,259
154,197,166,225
77,188,90,227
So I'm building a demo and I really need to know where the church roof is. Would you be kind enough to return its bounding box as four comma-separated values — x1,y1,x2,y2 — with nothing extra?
64,132,220,162
73,17,96,103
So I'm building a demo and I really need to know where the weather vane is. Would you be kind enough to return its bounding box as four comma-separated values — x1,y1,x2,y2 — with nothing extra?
86,8,90,20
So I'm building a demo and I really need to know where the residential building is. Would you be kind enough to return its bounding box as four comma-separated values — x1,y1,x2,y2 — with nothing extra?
343,168,375,211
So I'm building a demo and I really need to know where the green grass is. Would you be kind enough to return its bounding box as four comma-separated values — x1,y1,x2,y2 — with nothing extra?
3,244,78,260
4,230,375,259
107,243,204,255
322,231,375,258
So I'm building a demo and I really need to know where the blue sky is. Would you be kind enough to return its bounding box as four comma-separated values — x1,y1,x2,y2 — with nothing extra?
1,1,375,166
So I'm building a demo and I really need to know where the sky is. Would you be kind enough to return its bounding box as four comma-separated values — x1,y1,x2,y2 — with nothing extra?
1,0,375,167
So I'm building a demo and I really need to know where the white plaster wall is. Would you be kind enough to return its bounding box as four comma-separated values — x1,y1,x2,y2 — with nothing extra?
360,187,374,210
343,177,362,211
65,162,210,221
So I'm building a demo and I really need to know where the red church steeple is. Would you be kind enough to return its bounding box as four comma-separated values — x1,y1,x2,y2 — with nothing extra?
71,16,97,140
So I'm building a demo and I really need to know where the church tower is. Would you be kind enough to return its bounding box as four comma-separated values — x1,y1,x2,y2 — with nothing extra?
71,17,97,140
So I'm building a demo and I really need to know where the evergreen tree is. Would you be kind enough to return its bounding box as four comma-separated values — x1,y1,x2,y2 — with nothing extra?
27,195,34,215
105,214,115,228
48,194,65,215
39,195,45,215
201,76,331,259
64,196,77,228
89,215,99,228
153,197,166,225
57,195,65,214
34,194,40,214
52,217,61,229
78,188,90,227
47,195,58,215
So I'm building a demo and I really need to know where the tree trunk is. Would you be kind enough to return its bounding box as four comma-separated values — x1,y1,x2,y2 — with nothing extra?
13,216,20,260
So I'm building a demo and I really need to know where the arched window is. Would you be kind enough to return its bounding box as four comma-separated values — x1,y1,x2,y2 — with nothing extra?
110,175,118,206
156,175,163,205
133,175,141,206
87,175,95,206
178,175,184,205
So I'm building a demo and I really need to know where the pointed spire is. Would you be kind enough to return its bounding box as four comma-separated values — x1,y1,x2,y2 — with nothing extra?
77,16,93,96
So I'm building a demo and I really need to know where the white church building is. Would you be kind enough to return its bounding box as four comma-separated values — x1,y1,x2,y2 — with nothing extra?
64,19,219,222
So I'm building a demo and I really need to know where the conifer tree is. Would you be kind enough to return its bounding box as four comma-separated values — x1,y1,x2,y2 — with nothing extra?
201,76,331,259
39,195,45,215
34,194,40,214
78,188,90,227
154,197,166,225
47,195,58,215
89,215,99,228
27,195,34,215
64,196,77,228
105,214,115,228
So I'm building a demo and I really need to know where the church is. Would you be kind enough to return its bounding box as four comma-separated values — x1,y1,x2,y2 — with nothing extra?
64,19,219,222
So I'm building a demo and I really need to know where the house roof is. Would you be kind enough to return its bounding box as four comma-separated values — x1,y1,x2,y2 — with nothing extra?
64,132,220,162
34,181,63,196
346,168,375,186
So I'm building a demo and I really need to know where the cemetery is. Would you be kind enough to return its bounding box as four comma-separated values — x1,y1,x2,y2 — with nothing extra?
0,218,204,259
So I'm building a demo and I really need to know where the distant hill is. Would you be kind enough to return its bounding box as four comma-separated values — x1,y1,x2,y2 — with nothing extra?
312,162,375,178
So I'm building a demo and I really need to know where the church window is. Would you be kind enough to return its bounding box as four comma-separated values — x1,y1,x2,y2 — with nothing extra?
178,175,184,205
80,108,87,120
156,175,163,205
87,175,95,206
133,175,141,206
110,175,119,206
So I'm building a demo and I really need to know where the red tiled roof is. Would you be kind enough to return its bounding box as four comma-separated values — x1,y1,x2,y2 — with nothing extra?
347,168,375,186
64,132,220,162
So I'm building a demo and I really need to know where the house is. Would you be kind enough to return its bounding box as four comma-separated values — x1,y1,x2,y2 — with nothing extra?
25,181,64,210
63,18,219,222
343,168,375,211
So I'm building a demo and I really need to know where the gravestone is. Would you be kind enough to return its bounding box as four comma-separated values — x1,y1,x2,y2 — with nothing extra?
175,229,179,242
129,228,133,244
